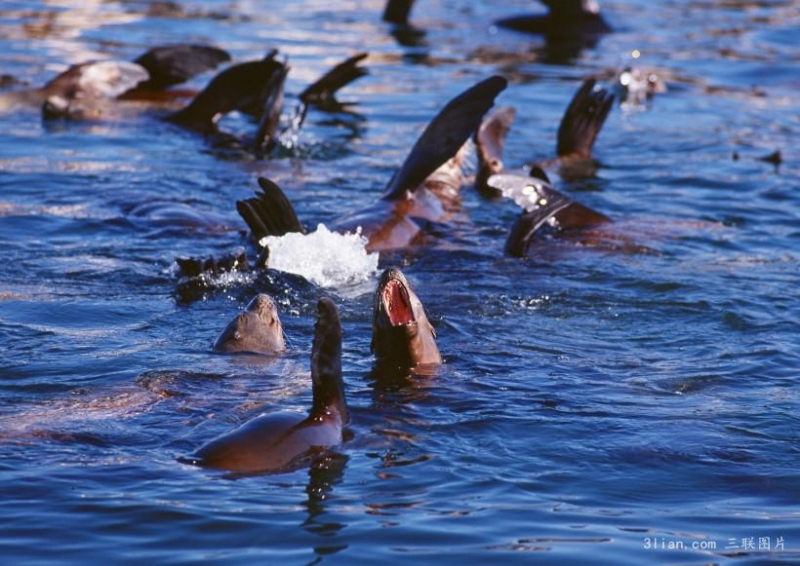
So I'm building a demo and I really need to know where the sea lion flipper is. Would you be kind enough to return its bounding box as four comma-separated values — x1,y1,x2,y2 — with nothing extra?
528,165,552,184
490,173,573,212
284,53,367,138
382,75,508,200
494,173,611,256
133,44,231,91
505,200,610,257
556,78,614,159
554,201,611,230
505,207,564,257
490,172,610,230
475,105,516,196
175,250,250,279
299,53,368,107
167,56,287,134
236,177,304,244
311,298,348,424
253,63,290,151
491,173,572,256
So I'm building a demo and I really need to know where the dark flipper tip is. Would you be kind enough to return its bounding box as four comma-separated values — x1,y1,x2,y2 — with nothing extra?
556,78,614,159
235,177,304,244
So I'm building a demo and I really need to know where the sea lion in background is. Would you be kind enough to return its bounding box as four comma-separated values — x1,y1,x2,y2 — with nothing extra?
213,294,286,355
236,75,508,252
189,297,348,474
383,0,415,24
39,50,286,142
475,78,614,196
495,0,612,38
381,0,427,49
0,44,230,114
37,48,367,152
372,267,441,368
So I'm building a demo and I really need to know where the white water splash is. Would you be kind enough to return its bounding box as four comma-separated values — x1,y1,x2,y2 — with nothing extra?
260,223,379,288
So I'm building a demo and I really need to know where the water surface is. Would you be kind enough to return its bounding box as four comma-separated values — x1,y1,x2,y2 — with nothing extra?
0,0,798,564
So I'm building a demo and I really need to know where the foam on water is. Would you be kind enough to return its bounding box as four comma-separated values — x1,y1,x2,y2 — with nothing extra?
260,223,379,288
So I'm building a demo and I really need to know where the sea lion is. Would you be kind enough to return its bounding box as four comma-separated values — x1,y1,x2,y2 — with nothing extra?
0,44,230,115
495,0,612,38
372,267,441,368
236,75,508,253
189,297,348,473
487,170,612,257
173,51,368,151
35,48,367,152
475,78,614,196
213,294,286,355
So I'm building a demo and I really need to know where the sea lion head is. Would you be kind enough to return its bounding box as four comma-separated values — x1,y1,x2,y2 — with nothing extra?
42,60,150,121
371,267,442,368
213,293,286,355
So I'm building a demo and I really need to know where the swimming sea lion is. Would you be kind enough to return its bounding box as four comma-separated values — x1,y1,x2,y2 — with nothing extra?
475,78,614,195
36,48,367,152
372,267,441,368
189,297,348,473
0,44,230,115
213,293,286,355
495,0,612,38
236,75,508,252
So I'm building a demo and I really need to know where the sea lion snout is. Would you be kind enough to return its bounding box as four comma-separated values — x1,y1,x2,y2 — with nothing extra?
372,267,441,368
251,293,280,323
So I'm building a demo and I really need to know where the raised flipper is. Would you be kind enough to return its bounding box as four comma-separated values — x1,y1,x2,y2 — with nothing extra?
253,63,289,151
236,177,304,244
166,53,286,134
299,53,368,108
383,0,416,24
556,78,614,159
310,298,348,424
133,44,231,91
475,105,516,197
488,173,611,256
382,75,508,200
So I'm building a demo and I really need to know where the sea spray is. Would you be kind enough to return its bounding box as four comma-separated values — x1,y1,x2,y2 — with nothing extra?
260,224,379,288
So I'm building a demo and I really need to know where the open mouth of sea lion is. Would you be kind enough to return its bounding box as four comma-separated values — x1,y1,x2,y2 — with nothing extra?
382,279,415,326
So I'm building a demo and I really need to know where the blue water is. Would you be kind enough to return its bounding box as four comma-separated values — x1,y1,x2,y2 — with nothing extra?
1,1,798,564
